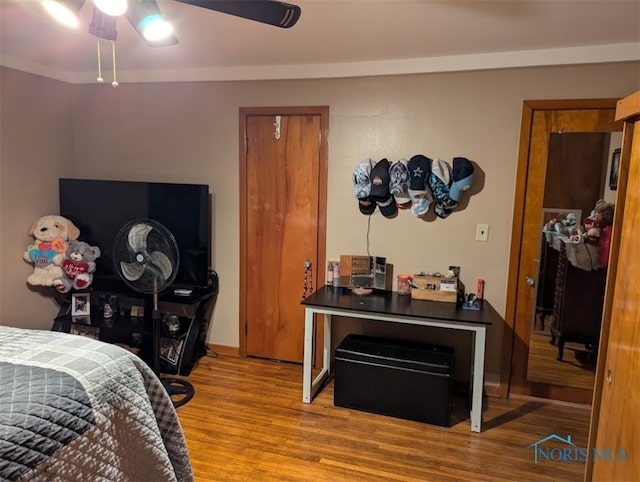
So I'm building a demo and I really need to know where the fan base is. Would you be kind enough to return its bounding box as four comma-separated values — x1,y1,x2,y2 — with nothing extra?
162,377,195,408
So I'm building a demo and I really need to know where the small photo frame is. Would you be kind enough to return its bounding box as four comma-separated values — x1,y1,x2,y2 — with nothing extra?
609,148,621,190
71,292,90,317
71,315,91,325
130,305,144,317
70,324,99,340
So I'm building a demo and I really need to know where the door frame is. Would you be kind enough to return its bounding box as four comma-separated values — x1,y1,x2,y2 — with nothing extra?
238,106,329,359
499,98,621,401
585,91,638,482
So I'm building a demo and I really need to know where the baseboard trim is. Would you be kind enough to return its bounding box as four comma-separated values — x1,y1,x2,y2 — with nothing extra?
484,382,502,398
509,392,592,409
207,343,240,357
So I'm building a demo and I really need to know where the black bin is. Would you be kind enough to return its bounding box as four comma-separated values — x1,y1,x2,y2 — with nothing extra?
334,334,454,426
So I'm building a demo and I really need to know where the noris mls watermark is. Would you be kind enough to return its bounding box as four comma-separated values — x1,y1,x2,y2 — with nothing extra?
527,434,627,464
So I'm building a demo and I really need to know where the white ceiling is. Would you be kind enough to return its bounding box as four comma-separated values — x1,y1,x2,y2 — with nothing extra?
1,0,639,84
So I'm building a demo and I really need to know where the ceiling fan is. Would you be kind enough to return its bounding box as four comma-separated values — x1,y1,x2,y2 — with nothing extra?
42,0,302,48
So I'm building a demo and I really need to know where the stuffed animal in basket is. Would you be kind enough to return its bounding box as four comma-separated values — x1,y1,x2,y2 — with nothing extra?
553,212,578,236
53,240,101,293
582,199,615,244
23,215,80,286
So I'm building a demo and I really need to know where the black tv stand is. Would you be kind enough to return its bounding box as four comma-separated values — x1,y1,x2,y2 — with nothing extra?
52,271,219,406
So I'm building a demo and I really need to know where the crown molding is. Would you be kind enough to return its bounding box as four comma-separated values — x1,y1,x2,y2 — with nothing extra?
2,43,638,84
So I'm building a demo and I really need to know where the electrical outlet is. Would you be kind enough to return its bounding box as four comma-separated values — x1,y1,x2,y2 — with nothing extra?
476,224,489,242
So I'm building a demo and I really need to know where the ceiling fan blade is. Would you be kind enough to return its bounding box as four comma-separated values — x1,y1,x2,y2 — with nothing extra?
174,0,301,28
89,6,118,41
125,0,179,47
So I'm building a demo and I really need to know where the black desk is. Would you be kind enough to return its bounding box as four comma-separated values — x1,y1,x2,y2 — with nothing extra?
301,286,495,432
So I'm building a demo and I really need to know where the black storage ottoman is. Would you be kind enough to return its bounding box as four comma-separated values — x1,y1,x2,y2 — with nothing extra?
334,334,455,426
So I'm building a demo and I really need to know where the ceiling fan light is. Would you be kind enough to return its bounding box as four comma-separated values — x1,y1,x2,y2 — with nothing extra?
41,0,84,28
140,15,174,42
93,0,127,17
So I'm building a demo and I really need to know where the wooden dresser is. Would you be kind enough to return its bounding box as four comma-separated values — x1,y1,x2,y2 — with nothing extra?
549,242,606,361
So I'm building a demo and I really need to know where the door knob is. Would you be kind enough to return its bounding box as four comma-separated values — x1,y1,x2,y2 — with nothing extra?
606,369,613,385
525,276,535,286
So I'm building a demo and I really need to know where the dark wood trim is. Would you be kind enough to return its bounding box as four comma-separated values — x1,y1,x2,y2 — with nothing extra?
207,343,241,357
238,110,248,357
500,101,535,398
615,91,640,121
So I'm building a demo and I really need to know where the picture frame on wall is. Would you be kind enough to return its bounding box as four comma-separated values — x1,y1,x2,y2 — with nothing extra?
609,147,621,190
71,292,90,317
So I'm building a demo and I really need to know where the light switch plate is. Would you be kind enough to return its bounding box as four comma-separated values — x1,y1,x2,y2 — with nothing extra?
476,224,489,242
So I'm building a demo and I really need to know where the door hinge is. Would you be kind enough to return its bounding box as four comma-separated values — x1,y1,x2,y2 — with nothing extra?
245,321,248,336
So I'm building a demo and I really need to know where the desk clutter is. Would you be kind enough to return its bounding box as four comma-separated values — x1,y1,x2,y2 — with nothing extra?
408,270,484,310
326,256,485,309
352,156,475,219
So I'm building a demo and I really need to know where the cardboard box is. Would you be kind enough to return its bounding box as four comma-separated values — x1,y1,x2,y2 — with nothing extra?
339,255,391,290
411,274,459,303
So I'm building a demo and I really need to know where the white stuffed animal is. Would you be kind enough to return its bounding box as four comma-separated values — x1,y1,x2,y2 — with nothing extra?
23,215,80,286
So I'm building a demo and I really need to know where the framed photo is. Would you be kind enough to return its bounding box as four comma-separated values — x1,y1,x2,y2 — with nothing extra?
71,315,91,325
71,292,90,317
609,148,621,190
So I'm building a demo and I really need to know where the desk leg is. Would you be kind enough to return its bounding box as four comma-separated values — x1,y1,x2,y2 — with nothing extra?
302,309,332,404
302,307,314,403
323,313,331,379
470,326,486,432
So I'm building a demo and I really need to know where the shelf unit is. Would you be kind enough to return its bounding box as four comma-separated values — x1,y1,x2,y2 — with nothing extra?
52,272,218,376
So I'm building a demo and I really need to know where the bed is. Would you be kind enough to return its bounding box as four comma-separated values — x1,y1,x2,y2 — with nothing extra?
0,325,193,481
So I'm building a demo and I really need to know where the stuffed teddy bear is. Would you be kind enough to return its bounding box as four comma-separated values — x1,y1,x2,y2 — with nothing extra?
553,212,578,236
582,199,615,244
23,215,80,286
53,240,101,293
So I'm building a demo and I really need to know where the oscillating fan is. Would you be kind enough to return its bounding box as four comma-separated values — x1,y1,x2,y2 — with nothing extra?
113,218,194,407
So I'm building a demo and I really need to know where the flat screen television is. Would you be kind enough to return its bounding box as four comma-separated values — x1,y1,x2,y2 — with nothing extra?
59,178,211,295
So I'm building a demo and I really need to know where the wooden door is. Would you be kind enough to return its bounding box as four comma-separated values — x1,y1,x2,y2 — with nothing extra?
501,100,621,403
587,92,640,481
239,107,328,363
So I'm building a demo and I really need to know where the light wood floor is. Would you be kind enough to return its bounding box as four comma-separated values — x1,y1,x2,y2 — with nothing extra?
527,332,596,390
176,354,591,482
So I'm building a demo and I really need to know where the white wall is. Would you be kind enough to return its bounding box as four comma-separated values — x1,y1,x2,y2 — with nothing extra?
1,62,638,384
0,68,75,328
